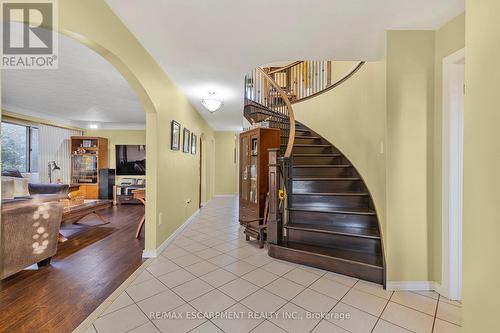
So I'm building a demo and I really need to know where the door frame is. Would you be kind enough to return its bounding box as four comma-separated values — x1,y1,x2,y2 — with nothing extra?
199,138,203,208
441,48,465,300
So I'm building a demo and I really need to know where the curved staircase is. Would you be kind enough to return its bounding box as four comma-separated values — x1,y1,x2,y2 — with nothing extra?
244,61,385,286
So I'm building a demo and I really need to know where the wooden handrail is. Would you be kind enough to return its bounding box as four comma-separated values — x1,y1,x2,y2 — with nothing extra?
257,67,296,158
291,61,365,104
268,61,304,75
245,61,365,159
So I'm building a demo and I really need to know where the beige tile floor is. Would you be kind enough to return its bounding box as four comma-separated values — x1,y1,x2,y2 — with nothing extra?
82,196,462,333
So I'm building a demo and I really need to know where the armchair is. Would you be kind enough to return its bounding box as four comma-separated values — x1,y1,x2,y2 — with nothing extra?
1,200,64,280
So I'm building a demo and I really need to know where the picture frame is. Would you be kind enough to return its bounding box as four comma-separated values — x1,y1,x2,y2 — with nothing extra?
183,128,190,153
191,133,197,155
171,120,181,150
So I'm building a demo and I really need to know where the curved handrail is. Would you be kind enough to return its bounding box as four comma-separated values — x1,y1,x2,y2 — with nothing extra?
256,67,296,159
291,61,365,104
244,60,365,159
268,61,304,75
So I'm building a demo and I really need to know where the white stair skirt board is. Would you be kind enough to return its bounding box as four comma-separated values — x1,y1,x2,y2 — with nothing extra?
142,208,200,258
386,281,442,294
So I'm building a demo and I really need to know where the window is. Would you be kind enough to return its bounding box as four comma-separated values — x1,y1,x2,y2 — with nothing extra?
1,122,39,173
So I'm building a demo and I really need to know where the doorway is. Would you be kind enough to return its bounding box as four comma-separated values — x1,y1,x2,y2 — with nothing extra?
442,48,465,300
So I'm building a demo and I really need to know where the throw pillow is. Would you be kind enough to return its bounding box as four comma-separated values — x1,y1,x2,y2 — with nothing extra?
1,168,23,178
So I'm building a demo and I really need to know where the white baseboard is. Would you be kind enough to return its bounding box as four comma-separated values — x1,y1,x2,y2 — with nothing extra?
214,194,236,197
142,208,201,258
386,281,442,293
200,202,208,207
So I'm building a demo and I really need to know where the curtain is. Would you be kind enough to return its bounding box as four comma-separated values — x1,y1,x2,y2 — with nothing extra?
38,124,81,184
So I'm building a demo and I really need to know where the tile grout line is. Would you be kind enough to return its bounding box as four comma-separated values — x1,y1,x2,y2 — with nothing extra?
387,296,441,318
431,294,440,333
369,288,394,333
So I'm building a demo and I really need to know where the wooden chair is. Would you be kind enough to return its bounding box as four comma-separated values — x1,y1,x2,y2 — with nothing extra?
242,193,269,248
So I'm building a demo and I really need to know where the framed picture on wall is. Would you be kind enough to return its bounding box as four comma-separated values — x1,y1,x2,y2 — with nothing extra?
191,133,197,155
183,128,190,153
171,120,181,150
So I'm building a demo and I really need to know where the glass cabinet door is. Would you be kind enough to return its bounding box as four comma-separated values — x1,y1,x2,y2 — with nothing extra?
249,135,258,204
240,135,249,201
72,154,98,183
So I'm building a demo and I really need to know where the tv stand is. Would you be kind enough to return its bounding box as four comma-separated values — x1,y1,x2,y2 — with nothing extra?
113,184,145,205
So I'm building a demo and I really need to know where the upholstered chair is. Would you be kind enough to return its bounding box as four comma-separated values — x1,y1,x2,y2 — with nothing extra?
0,200,64,280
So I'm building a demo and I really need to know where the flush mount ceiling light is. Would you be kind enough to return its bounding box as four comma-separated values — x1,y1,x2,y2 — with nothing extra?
201,91,223,113
89,124,99,129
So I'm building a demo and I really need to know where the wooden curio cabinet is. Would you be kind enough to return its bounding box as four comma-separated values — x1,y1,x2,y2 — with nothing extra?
71,136,108,199
239,128,280,224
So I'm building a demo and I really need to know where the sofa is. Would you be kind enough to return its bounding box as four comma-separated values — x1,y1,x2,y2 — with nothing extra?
1,169,69,201
1,169,30,200
0,199,64,280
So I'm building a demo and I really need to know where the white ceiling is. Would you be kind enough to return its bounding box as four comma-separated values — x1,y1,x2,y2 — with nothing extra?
106,0,464,131
2,24,145,130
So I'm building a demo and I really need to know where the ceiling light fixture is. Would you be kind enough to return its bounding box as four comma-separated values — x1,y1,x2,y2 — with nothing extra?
89,124,99,129
201,91,223,113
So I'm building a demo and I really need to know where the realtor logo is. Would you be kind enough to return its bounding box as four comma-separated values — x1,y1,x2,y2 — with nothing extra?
1,0,58,69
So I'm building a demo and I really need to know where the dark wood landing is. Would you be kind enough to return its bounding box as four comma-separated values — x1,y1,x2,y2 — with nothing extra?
0,205,145,333
268,242,384,284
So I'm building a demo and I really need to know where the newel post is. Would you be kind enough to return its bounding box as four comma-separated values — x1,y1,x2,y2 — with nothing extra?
267,148,281,245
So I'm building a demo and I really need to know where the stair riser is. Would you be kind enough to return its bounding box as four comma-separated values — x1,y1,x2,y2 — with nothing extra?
286,229,381,254
282,146,339,154
293,130,313,136
291,194,370,209
293,156,347,165
293,146,338,154
289,210,378,229
268,244,384,284
292,167,357,177
282,137,323,145
293,180,366,194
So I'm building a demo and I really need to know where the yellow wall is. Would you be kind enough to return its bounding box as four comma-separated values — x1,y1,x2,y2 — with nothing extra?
293,62,387,236
56,0,215,251
85,129,146,169
386,31,435,281
214,131,238,195
431,14,465,283
463,1,500,331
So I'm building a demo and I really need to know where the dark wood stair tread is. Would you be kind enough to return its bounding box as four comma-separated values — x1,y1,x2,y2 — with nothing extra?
293,165,351,168
292,192,369,196
283,241,383,268
282,144,331,147
292,177,361,181
288,206,376,216
293,153,341,156
285,223,380,239
282,135,319,138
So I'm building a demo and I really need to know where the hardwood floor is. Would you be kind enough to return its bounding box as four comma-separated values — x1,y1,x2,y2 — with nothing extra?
0,204,145,333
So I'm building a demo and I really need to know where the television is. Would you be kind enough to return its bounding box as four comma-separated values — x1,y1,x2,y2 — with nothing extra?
115,145,146,176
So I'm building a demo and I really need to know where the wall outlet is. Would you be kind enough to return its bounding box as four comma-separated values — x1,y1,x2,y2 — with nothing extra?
158,212,163,225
